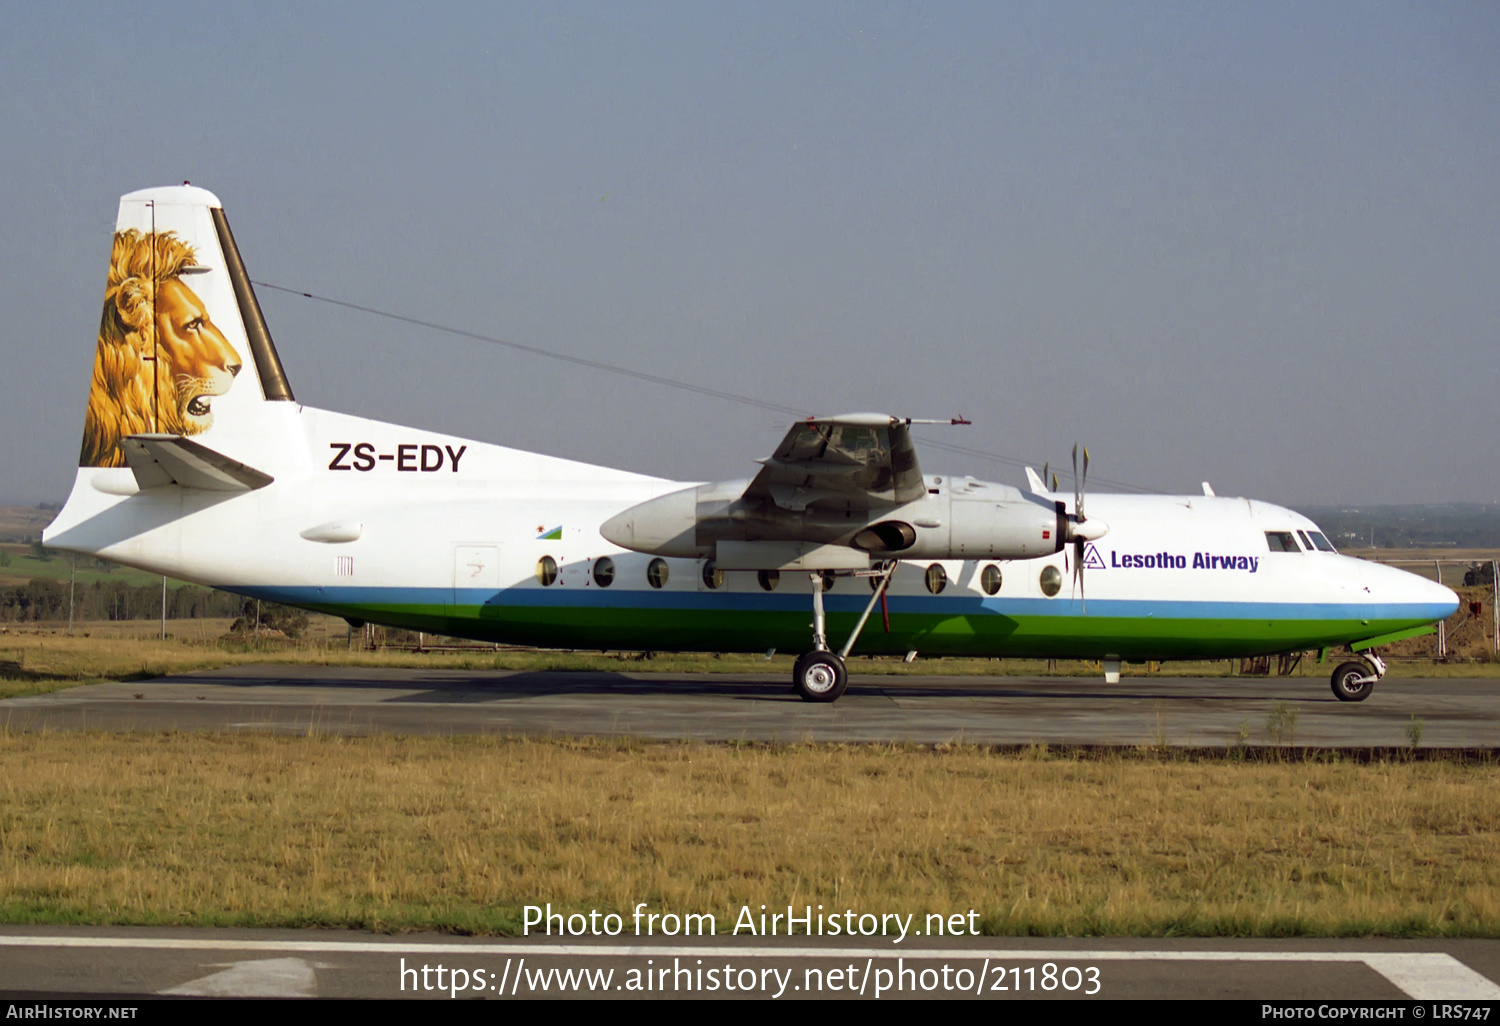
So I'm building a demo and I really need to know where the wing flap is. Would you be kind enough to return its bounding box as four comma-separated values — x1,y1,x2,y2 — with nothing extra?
121,434,274,492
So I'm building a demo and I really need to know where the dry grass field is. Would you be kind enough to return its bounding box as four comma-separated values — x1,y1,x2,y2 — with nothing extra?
0,732,1494,937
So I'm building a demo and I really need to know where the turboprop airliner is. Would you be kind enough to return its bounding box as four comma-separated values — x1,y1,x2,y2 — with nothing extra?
43,185,1458,703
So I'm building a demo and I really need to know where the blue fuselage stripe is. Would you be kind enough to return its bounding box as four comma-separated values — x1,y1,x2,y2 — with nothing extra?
232,584,1452,624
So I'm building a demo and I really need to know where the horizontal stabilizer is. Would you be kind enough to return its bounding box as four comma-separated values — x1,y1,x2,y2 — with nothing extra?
121,434,274,492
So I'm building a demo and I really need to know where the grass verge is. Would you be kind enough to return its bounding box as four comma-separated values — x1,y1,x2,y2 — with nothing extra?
3,629,1497,702
0,732,1495,937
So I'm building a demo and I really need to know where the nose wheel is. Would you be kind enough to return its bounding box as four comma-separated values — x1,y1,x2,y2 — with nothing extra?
1330,652,1384,702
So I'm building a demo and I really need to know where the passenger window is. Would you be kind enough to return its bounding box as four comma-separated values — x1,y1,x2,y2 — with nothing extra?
1039,564,1062,597
536,555,558,586
701,560,723,590
981,564,1002,595
758,569,780,591
647,558,669,589
592,556,615,588
925,564,947,594
819,570,837,592
1308,532,1337,553
1264,532,1299,552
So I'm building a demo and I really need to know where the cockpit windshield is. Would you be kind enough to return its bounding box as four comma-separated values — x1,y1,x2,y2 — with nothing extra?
1306,530,1337,552
1265,531,1299,552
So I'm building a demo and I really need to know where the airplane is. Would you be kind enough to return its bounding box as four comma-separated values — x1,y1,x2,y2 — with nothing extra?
43,185,1459,703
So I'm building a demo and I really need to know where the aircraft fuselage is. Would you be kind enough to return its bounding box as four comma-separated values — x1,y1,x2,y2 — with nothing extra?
45,402,1458,664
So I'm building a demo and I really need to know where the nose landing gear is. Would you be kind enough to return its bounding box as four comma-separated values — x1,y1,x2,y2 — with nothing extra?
1330,651,1385,702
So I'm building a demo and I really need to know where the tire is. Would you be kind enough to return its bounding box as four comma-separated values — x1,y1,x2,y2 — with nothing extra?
1330,661,1375,702
793,651,848,703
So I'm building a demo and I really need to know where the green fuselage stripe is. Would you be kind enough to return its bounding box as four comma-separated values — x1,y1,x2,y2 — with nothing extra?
294,600,1426,661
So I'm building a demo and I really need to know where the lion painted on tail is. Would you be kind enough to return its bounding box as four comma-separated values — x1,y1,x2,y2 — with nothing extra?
80,229,243,468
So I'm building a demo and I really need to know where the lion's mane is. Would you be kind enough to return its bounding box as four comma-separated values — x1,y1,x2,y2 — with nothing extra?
79,230,201,468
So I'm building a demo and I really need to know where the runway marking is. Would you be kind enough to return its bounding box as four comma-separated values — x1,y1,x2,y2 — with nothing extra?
157,957,319,997
3,936,1497,999
1361,954,1500,1001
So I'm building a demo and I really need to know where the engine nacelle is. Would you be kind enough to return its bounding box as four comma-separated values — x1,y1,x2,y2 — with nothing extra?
899,497,1067,559
598,484,706,557
601,476,1086,567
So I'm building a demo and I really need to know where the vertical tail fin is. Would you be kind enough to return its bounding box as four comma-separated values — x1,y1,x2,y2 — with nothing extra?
80,185,294,468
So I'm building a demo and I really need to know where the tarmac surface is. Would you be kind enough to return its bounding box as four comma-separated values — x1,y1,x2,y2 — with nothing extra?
4,671,1498,1002
1,927,1498,1000
1,664,1497,747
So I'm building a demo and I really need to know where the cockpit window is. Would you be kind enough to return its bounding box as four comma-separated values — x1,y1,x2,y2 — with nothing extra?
1308,531,1337,553
1265,531,1299,552
1297,530,1314,550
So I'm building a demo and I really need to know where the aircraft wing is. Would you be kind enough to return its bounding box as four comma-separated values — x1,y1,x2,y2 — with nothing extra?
744,413,925,512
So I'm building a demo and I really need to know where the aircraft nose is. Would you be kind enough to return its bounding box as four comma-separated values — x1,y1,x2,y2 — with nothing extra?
1356,560,1459,623
1423,577,1461,618
1390,565,1459,620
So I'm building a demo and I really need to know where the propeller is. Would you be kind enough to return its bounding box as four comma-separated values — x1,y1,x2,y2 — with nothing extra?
1067,443,1108,611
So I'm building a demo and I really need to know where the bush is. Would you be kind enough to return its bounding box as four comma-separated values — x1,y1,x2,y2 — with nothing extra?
229,599,309,639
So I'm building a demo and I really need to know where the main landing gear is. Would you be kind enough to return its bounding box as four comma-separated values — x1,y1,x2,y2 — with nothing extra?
1330,651,1385,702
792,565,895,703
793,650,847,702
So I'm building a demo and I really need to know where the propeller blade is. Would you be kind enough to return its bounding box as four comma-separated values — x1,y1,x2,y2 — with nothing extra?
1072,537,1087,613
1071,443,1079,515
1043,462,1050,493
1071,444,1092,611
1081,447,1090,521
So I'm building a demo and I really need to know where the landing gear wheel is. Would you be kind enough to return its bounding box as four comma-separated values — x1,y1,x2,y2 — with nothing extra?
1330,661,1375,702
793,651,848,703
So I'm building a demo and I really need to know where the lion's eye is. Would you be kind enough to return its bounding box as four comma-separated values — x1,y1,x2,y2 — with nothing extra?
184,317,205,332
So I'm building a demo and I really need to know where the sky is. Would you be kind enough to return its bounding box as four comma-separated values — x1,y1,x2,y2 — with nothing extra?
2,1,1497,506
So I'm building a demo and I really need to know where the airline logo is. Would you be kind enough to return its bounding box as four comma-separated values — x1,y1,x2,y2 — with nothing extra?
1096,546,1260,573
